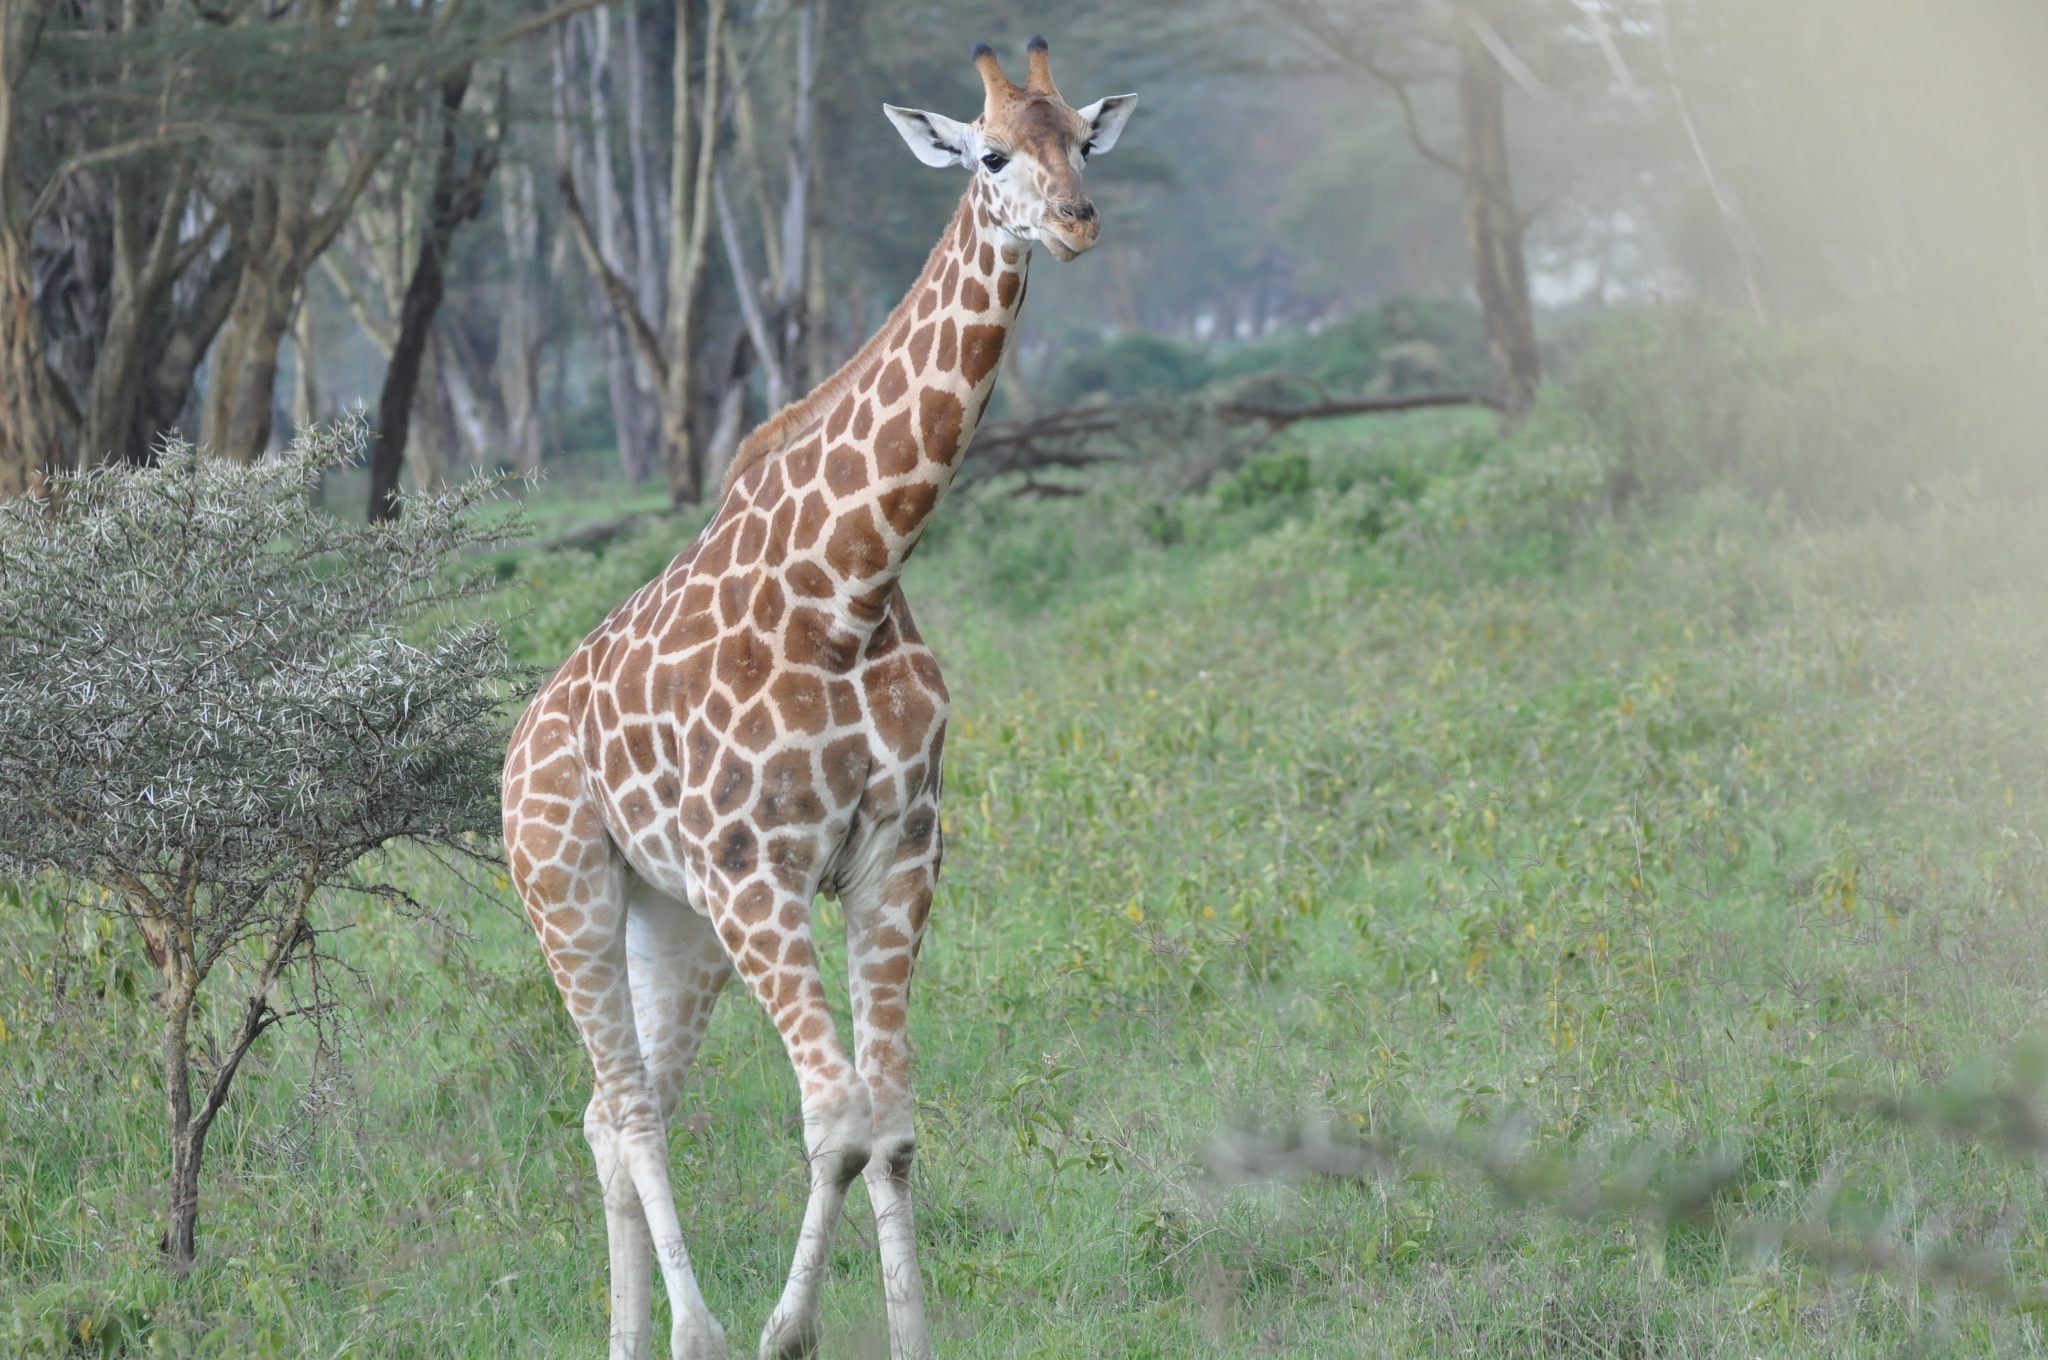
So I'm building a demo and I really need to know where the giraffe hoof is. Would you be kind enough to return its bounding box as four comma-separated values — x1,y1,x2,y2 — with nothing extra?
673,1311,728,1360
758,1311,821,1360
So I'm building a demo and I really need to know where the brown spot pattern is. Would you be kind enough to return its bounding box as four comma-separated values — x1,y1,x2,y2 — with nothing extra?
918,389,965,466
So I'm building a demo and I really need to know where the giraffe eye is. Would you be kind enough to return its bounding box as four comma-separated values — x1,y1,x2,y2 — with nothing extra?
980,152,1009,172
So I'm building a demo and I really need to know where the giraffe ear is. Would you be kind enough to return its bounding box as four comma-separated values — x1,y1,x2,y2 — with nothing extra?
1074,94,1138,156
884,105,973,168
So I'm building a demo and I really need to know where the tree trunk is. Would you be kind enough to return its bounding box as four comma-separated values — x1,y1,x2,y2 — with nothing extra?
715,2,819,414
0,0,58,498
436,324,496,467
368,240,442,514
622,0,665,327
771,0,820,403
657,0,722,505
132,221,246,461
369,66,493,520
497,162,546,473
291,285,319,434
151,879,312,1272
1455,8,1540,416
560,0,725,505
82,165,197,467
582,9,656,484
206,180,296,461
703,327,752,492
206,121,387,463
404,337,457,493
161,978,202,1270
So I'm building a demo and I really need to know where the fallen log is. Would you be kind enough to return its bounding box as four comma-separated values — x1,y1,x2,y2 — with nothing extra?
962,387,1504,491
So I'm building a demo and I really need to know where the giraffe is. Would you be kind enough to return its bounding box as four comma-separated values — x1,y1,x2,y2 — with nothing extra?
500,38,1136,1360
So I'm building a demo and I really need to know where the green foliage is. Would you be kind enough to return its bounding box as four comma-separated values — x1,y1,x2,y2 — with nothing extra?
4,1283,158,1358
1557,303,2048,515
4,343,2048,1352
1044,296,1493,412
1210,296,1492,399
1047,331,1214,406
1214,449,1310,509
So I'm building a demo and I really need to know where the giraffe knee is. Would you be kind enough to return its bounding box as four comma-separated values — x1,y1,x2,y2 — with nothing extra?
867,1133,916,1184
582,1098,614,1154
806,1085,875,1188
583,1102,641,1207
816,1137,873,1190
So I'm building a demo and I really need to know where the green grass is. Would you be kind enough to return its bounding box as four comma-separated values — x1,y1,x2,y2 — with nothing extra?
6,403,2048,1357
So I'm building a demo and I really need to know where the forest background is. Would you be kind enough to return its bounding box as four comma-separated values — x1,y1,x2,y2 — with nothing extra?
6,0,2043,507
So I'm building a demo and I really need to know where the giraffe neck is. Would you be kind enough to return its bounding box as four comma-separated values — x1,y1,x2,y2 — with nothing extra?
711,180,1030,626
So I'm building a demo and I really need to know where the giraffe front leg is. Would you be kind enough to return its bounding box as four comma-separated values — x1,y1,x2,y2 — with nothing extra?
708,879,872,1360
585,1100,656,1360
844,813,939,1360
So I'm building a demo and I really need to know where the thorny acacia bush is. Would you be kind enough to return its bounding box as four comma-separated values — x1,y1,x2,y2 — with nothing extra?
0,423,520,1271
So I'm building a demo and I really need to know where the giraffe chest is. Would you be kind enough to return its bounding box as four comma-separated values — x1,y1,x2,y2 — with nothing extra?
572,573,949,911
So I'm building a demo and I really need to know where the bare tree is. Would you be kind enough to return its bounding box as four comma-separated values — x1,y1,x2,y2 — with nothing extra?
1277,0,1545,413
0,0,60,496
494,160,548,474
560,0,728,504
714,0,822,418
565,7,659,483
368,67,502,522
198,0,402,464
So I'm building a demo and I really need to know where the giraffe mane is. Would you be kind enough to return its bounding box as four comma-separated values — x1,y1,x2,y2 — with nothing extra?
717,190,974,503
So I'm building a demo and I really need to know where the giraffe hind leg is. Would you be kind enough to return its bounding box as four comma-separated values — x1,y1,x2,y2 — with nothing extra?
621,869,734,1356
841,799,940,1360
510,806,728,1360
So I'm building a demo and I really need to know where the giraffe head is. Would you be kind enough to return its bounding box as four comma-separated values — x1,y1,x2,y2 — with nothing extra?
884,36,1137,262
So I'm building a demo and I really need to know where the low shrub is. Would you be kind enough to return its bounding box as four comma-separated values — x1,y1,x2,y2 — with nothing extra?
1557,303,2048,516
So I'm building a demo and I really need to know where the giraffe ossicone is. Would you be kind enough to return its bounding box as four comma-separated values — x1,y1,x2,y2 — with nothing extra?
502,38,1136,1360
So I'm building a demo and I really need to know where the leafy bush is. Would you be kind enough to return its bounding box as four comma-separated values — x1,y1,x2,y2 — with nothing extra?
1210,295,1492,398
1046,331,1213,406
1044,296,1493,411
0,422,521,1270
1557,303,2048,515
1215,449,1312,509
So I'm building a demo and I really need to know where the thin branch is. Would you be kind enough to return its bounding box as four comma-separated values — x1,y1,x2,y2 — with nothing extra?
493,0,608,48
1215,390,1506,426
1584,0,1649,106
961,388,1504,491
310,125,398,259
138,163,196,294
1650,0,1767,324
713,166,787,407
1365,56,1465,178
167,208,226,281
26,132,200,225
560,170,671,389
1464,13,1551,103
1276,0,1464,177
319,252,393,357
191,867,318,1141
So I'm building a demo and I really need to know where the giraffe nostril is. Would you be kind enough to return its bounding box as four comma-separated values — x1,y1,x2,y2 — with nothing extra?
1065,201,1097,224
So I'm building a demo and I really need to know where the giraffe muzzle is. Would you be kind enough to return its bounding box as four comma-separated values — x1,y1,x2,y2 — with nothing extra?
1042,200,1100,261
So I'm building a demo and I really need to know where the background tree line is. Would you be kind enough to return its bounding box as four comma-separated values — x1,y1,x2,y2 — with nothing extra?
0,0,2043,510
